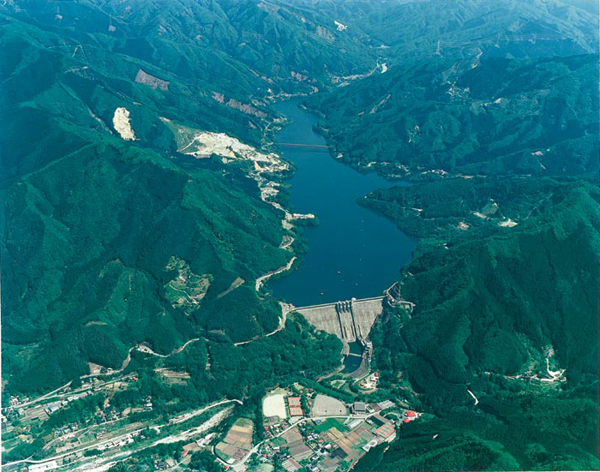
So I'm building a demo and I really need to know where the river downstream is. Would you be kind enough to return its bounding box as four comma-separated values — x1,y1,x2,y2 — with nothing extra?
269,100,416,306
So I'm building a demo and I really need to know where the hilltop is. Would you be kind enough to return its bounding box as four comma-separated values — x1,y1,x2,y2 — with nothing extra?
1,0,598,470
0,0,375,393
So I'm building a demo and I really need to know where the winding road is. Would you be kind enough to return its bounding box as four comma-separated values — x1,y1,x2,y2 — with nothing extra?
233,301,295,346
255,257,297,292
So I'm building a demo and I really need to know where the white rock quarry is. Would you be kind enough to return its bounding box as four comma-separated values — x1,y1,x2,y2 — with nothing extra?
161,119,316,256
161,118,278,165
181,131,271,161
112,107,136,141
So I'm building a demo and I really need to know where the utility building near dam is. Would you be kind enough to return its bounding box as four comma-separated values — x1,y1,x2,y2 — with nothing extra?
295,297,384,343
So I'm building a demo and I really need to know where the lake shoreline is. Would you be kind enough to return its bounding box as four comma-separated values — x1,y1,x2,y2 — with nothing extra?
267,99,416,306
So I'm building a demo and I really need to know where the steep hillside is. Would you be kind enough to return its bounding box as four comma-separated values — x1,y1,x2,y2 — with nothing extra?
299,0,598,61
3,132,295,388
7,0,377,96
360,181,600,470
1,2,598,469
0,6,309,394
308,53,598,178
0,10,276,177
362,177,568,239
405,182,598,388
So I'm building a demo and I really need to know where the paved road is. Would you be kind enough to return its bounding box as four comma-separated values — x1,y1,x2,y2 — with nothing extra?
234,301,295,346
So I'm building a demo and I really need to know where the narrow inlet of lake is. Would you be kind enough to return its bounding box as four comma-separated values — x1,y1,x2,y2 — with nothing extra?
269,99,416,307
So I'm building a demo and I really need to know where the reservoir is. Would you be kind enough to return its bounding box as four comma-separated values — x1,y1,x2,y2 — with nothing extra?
269,100,416,306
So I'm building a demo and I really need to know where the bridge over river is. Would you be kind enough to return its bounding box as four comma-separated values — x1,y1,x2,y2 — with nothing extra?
275,142,330,151
275,142,329,148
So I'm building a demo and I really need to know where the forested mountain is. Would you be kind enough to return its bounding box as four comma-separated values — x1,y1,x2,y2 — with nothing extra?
358,184,600,471
306,0,598,179
369,181,599,390
1,0,598,470
308,53,598,178
0,11,283,393
8,0,377,97
357,165,600,470
0,0,381,393
300,0,598,60
300,1,598,470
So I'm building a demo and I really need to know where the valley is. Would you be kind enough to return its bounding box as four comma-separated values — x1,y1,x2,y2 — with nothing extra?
1,1,598,471
268,100,416,306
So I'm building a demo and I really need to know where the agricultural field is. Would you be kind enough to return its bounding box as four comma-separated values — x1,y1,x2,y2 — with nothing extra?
215,418,254,465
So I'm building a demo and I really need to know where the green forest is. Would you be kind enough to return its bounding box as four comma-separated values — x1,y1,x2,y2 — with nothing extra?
308,53,598,179
348,56,600,468
304,1,599,469
1,0,599,470
1,3,354,394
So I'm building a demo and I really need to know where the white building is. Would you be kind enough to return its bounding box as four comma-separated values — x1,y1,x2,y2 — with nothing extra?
29,461,59,472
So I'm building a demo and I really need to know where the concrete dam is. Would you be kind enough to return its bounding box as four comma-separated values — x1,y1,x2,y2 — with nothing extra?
295,296,384,343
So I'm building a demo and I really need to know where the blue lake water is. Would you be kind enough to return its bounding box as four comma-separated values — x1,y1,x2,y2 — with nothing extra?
268,100,416,306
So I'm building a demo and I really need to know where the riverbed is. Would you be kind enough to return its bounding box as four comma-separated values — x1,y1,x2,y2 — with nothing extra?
268,100,416,306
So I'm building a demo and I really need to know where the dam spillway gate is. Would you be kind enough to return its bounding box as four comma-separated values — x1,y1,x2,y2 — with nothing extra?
294,296,385,343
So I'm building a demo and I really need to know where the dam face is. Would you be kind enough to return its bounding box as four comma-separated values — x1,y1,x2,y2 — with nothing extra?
295,297,384,342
